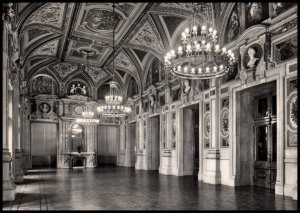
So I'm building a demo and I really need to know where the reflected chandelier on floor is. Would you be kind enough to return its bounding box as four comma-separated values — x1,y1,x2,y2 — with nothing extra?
164,3,236,79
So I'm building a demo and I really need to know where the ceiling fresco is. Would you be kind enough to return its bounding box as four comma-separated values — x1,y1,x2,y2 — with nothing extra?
15,2,284,94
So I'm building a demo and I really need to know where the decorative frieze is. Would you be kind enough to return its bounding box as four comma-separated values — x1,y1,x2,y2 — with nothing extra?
220,98,229,148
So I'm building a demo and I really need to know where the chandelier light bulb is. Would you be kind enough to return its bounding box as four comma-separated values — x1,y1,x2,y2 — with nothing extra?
193,26,197,32
191,68,195,73
177,65,181,71
185,28,190,34
213,30,217,35
215,45,220,51
201,26,206,31
184,67,188,73
213,66,217,72
201,40,205,45
196,43,200,50
198,68,202,73
228,49,232,55
187,44,191,51
208,27,213,33
220,64,224,70
222,47,227,53
206,67,209,72
170,50,175,56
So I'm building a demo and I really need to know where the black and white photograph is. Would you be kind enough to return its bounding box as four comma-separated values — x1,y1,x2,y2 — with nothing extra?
1,2,298,211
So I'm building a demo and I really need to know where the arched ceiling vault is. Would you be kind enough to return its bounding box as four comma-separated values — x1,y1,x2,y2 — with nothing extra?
16,2,223,94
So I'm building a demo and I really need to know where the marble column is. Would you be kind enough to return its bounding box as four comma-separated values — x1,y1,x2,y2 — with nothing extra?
2,20,16,201
202,78,221,184
13,73,24,183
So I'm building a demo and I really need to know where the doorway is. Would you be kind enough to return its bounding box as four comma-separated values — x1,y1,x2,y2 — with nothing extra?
31,122,57,167
237,81,276,190
182,104,200,176
127,122,136,167
253,93,277,189
97,125,120,166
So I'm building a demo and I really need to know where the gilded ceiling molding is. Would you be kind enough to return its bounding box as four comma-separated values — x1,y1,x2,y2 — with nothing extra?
21,3,66,30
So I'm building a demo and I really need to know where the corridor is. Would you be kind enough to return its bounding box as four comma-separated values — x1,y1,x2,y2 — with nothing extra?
2,167,297,210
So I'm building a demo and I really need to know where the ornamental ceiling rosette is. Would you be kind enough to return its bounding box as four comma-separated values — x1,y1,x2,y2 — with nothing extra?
22,3,66,29
31,39,59,57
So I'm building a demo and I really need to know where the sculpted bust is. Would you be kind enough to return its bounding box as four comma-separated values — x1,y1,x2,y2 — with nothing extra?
247,47,259,68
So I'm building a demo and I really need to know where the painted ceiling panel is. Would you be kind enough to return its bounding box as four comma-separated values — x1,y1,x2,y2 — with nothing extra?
129,20,163,55
22,3,66,29
31,39,59,57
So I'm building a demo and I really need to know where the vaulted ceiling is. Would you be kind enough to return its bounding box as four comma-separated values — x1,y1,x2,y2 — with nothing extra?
14,2,230,92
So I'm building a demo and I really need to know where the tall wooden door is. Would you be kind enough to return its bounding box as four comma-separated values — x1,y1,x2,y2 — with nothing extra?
31,123,57,167
97,125,119,165
253,94,277,189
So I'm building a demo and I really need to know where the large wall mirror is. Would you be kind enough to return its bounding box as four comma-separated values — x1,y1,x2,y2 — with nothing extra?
71,124,86,153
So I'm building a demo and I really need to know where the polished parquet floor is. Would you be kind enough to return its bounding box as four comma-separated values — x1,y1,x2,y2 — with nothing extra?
2,166,297,210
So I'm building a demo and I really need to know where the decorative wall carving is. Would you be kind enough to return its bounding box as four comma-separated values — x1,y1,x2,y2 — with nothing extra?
73,104,85,116
220,98,229,148
287,94,297,130
204,112,210,149
23,3,66,29
129,21,163,54
162,113,166,149
68,82,88,96
171,112,176,149
287,131,297,147
39,102,51,113
32,39,59,57
53,62,78,78
273,35,297,64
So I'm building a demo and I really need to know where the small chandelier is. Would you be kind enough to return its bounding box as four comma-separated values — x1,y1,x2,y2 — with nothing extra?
164,3,236,79
96,3,131,118
105,81,123,105
76,111,99,124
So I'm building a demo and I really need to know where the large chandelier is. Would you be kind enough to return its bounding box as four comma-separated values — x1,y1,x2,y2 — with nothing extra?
76,111,99,124
164,3,236,79
96,3,131,118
